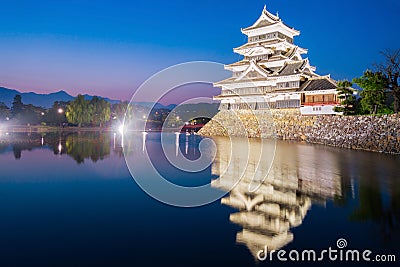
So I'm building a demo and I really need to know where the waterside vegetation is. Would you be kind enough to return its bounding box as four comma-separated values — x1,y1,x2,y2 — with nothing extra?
335,49,399,115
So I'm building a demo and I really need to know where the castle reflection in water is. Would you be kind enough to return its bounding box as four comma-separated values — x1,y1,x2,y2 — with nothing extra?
210,136,343,258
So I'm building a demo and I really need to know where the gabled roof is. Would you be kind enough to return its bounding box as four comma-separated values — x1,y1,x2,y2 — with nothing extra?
301,71,319,78
264,66,281,73
298,76,337,91
227,60,249,68
236,60,270,81
269,54,288,61
276,60,308,76
242,5,280,31
234,39,283,52
245,46,274,57
241,5,300,36
285,47,299,59
213,77,237,85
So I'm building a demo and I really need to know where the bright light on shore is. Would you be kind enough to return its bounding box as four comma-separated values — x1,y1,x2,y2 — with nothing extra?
118,125,124,134
58,108,64,114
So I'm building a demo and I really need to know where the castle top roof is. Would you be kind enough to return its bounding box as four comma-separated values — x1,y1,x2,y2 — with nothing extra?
242,5,280,31
242,5,300,36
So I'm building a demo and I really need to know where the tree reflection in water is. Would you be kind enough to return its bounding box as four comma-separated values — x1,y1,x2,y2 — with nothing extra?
65,132,111,164
0,131,121,164
349,158,400,243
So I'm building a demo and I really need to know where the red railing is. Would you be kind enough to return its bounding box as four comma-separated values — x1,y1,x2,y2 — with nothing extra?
181,124,205,132
302,102,339,106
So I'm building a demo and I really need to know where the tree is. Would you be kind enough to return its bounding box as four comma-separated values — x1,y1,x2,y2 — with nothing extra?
0,102,10,121
375,49,400,113
22,104,46,125
334,80,356,115
43,101,68,126
111,101,129,121
90,96,111,127
353,71,389,114
66,95,92,127
9,95,47,124
11,94,24,119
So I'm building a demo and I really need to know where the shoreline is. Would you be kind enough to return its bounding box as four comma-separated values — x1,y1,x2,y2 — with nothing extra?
0,125,187,133
0,125,113,133
2,112,400,156
198,109,400,155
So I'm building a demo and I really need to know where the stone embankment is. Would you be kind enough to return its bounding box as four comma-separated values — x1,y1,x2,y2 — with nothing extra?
198,109,400,154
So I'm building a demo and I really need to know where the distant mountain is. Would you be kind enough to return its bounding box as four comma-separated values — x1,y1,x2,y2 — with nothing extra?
81,94,120,105
131,102,177,110
0,86,189,111
0,87,120,108
165,104,178,110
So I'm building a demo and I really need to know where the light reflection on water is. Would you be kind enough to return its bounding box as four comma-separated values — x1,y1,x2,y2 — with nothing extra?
0,131,399,266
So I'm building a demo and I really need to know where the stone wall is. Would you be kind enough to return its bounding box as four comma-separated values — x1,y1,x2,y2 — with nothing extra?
198,109,400,154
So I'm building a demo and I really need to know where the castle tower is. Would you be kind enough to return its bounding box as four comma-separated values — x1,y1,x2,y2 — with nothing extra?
213,5,340,115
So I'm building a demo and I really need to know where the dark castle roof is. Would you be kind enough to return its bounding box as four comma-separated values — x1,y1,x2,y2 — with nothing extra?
276,60,307,76
285,47,298,59
299,77,337,91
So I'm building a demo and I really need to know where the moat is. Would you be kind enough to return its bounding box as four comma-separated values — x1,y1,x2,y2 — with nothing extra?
0,132,398,266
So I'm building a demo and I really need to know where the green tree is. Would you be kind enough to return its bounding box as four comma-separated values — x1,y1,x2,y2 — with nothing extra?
90,96,111,127
66,95,92,127
353,71,389,114
334,80,356,115
111,101,129,121
11,94,24,119
375,49,400,113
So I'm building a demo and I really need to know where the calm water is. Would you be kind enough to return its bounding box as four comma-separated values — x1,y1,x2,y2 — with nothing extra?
0,131,399,266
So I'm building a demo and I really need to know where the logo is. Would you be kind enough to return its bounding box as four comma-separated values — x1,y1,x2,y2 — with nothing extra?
121,61,277,207
257,238,396,263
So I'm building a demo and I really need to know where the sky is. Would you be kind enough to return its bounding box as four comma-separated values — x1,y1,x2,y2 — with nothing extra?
0,0,399,104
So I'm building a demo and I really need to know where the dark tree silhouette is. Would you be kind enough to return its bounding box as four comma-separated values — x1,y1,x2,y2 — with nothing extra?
375,49,400,113
11,94,23,118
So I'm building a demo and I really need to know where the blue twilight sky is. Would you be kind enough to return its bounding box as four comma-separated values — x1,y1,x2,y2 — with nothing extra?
0,0,399,103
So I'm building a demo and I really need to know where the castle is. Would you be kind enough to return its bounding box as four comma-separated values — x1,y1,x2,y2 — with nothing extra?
213,5,340,115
